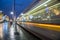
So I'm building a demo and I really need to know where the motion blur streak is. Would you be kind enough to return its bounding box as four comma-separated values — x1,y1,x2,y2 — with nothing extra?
20,22,60,31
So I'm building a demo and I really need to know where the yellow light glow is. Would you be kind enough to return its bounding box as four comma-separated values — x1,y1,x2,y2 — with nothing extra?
20,22,60,31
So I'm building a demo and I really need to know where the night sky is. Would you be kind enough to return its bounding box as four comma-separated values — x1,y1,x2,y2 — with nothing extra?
0,0,37,18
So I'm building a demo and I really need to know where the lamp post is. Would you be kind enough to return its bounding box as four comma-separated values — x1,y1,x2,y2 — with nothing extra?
13,0,19,35
10,0,19,34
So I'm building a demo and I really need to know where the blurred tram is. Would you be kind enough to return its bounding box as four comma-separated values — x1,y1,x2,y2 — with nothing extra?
18,0,60,40
29,0,60,25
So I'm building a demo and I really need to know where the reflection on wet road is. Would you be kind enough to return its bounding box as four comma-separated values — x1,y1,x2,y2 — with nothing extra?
9,25,40,40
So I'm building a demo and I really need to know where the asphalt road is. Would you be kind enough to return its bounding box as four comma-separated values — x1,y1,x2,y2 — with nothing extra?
9,24,40,40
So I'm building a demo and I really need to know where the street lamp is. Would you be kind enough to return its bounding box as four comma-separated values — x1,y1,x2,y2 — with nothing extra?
10,11,14,15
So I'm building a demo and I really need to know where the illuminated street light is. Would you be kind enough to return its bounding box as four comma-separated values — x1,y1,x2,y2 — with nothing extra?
10,11,14,15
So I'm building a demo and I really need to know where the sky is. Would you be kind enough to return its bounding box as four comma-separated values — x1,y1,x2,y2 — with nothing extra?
0,0,37,18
